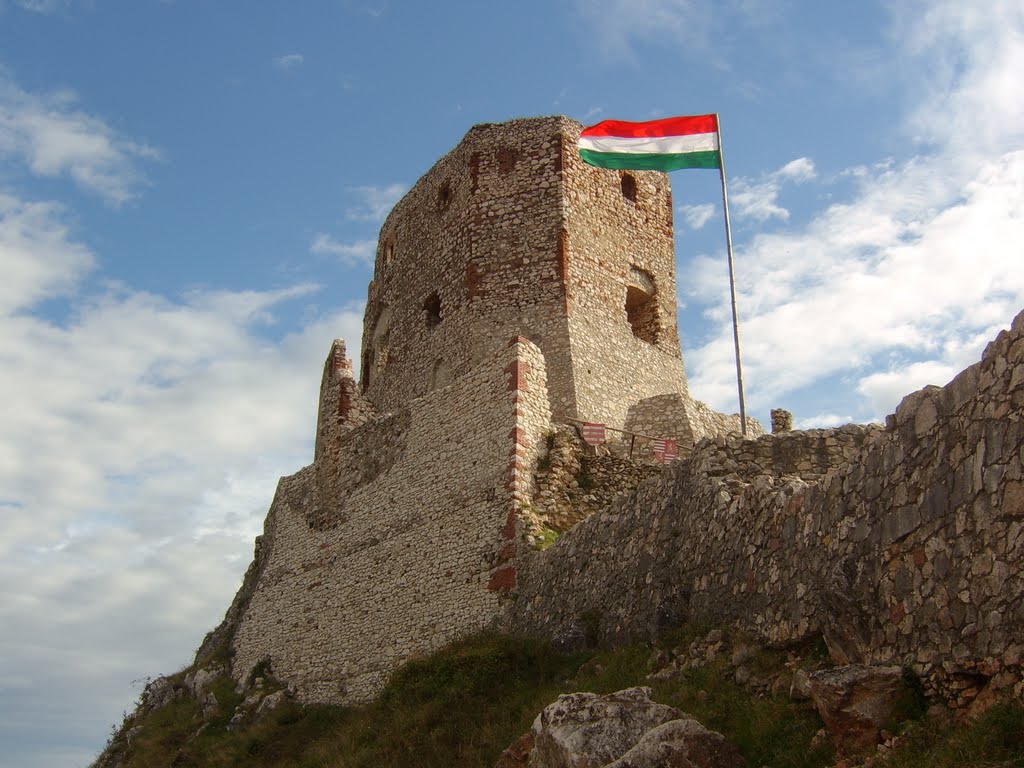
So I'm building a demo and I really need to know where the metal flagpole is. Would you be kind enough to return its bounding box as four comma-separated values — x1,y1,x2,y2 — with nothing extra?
715,113,748,436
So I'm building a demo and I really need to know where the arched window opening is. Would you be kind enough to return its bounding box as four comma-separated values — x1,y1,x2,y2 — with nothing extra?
625,267,659,344
620,173,637,203
360,348,375,391
383,240,395,265
361,304,392,391
423,292,442,327
437,181,452,211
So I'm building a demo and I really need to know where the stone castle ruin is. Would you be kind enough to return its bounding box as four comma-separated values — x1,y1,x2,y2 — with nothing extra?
202,116,1024,713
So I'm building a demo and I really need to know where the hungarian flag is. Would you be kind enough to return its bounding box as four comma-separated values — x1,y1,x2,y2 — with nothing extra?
578,114,721,171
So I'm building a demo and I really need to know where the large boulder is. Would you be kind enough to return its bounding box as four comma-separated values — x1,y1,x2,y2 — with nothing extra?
501,686,744,768
530,687,683,768
604,718,745,768
807,664,905,754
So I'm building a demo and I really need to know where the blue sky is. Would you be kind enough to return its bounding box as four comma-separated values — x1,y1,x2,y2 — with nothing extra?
1,1,1022,766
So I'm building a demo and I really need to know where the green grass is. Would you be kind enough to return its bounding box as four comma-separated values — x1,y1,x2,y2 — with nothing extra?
99,628,1024,768
885,700,1024,768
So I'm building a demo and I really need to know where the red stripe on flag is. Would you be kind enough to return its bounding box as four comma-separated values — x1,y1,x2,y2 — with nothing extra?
580,114,718,140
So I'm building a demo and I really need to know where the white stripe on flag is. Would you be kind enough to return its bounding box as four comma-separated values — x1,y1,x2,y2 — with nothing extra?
578,132,719,156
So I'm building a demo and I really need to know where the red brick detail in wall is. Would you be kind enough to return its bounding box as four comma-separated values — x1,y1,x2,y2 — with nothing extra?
502,509,517,540
488,566,517,592
466,260,482,300
506,360,530,392
913,547,927,567
509,426,530,447
338,384,351,420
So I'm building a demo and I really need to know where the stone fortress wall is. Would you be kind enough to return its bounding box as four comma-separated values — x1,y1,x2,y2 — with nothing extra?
225,116,747,703
231,337,552,703
508,308,1024,705
217,115,1022,713
358,115,709,436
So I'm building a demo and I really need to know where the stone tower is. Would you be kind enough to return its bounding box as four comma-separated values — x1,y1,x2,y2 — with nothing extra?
359,116,689,432
226,117,753,709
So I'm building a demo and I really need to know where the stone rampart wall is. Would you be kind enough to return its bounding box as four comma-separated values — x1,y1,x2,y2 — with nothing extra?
508,309,1024,703
687,397,764,442
231,338,553,705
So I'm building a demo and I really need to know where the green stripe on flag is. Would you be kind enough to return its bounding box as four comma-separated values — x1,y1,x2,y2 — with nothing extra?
579,148,721,171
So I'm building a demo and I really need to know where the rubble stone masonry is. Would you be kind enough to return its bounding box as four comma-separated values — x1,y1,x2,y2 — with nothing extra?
231,338,551,703
508,308,1024,704
221,116,751,704
213,117,1024,712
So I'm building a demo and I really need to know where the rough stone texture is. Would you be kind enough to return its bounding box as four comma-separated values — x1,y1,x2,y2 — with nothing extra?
210,117,745,705
358,115,729,442
518,687,743,768
770,408,793,433
228,337,552,704
509,306,1024,706
529,687,689,768
604,719,746,768
530,426,662,536
197,117,1024,717
806,664,905,754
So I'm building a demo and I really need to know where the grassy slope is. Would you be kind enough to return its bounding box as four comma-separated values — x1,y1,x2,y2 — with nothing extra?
101,627,1024,768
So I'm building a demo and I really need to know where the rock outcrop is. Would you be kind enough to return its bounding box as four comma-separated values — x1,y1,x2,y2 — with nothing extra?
498,687,744,768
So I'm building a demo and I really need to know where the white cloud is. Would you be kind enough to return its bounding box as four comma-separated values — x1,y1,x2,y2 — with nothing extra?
572,0,781,63
794,413,856,430
573,0,715,61
272,53,304,70
310,233,376,266
776,157,816,182
678,202,715,229
343,0,389,18
345,183,407,222
14,0,69,12
0,189,366,766
685,2,1024,422
0,192,93,313
729,157,816,223
0,75,160,205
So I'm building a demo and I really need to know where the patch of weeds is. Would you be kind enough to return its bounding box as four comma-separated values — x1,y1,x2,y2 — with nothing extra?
885,699,1024,768
652,658,832,768
536,525,560,550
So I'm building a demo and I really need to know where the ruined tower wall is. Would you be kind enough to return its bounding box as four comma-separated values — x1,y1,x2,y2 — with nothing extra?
359,116,694,439
361,118,576,419
222,117,767,709
560,144,690,432
231,339,553,704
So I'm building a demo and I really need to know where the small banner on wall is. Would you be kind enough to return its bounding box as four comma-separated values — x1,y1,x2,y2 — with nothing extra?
581,423,606,446
653,438,678,463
